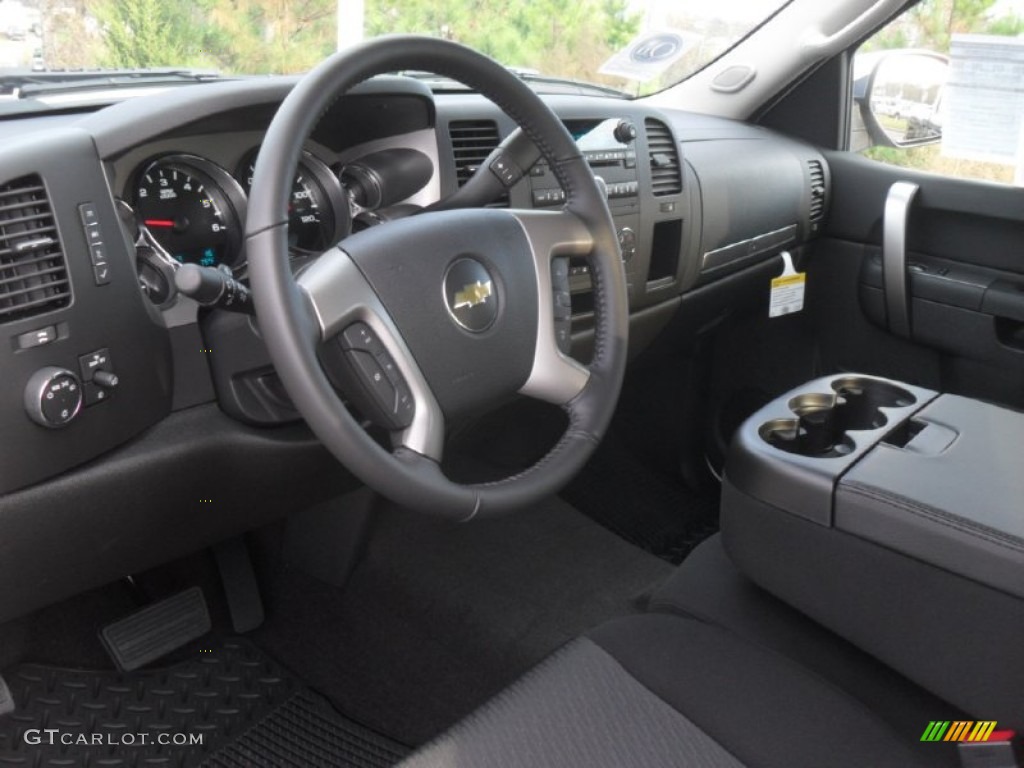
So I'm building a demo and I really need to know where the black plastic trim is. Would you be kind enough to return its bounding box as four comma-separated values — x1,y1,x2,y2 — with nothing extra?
0,404,353,623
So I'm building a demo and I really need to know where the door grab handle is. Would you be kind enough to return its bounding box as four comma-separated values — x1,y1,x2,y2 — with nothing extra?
882,181,919,338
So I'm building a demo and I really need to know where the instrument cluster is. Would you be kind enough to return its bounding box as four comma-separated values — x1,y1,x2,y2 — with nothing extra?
128,148,349,270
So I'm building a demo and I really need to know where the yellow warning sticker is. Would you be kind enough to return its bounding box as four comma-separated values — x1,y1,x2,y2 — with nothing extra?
769,272,806,317
772,275,805,288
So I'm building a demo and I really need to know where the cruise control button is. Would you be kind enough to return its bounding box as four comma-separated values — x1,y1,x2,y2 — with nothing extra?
349,349,396,412
340,322,384,356
374,350,401,386
489,154,522,186
395,381,415,424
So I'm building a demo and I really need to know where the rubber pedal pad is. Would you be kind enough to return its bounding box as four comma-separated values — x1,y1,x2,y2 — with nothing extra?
100,586,211,671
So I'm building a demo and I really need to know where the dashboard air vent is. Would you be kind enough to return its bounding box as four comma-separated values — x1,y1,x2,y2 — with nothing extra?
645,118,682,196
448,119,507,207
0,175,70,324
808,160,826,221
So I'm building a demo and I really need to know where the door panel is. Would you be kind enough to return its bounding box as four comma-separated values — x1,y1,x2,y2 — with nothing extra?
814,151,1024,410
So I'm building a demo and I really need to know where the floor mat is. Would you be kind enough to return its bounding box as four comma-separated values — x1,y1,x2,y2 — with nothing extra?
0,639,407,768
562,434,721,565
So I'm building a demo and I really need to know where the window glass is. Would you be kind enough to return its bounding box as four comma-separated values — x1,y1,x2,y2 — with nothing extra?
853,0,1024,185
0,0,792,99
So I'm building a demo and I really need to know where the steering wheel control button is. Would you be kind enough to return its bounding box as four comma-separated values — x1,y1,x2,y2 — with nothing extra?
24,367,83,428
488,152,523,187
16,325,57,350
340,322,384,356
444,258,498,333
351,350,398,414
333,323,415,431
395,382,414,422
78,348,112,382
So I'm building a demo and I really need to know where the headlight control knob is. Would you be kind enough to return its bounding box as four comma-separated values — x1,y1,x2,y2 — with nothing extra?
24,367,83,428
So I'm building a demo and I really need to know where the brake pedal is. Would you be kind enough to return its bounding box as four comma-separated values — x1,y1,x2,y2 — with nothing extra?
100,586,211,672
214,537,264,633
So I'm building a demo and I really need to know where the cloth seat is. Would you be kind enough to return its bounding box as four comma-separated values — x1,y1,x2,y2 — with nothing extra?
649,534,965,768
398,608,939,768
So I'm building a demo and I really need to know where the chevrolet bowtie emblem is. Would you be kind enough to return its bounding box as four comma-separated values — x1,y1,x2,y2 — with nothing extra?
452,280,493,310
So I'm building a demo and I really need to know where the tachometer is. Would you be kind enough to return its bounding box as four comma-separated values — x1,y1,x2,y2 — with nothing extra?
132,155,245,267
237,149,349,252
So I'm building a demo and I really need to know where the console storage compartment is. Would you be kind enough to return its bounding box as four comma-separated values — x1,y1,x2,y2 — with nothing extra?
722,374,1024,727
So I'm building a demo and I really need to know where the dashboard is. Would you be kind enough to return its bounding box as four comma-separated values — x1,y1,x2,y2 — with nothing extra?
0,72,828,622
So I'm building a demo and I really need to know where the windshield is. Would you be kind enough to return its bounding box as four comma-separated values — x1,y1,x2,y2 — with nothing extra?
0,0,789,98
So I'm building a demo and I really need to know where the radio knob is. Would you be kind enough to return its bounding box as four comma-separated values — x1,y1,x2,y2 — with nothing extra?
24,367,83,428
614,119,637,144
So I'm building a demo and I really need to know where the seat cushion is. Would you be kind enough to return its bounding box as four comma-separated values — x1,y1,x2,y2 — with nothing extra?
399,633,744,768
399,612,934,768
649,534,964,768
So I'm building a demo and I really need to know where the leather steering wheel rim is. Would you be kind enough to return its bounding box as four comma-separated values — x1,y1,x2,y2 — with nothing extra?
245,35,628,520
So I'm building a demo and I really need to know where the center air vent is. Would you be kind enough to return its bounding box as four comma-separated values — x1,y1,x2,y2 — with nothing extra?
808,160,826,221
645,118,682,196
0,175,70,324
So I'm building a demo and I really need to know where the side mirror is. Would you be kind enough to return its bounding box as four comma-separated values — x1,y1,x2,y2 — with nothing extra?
853,51,949,151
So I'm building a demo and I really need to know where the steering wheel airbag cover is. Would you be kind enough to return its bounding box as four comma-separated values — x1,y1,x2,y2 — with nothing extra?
342,209,537,417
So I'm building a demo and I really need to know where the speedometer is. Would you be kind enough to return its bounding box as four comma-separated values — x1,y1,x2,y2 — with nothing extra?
132,155,245,267
237,149,349,252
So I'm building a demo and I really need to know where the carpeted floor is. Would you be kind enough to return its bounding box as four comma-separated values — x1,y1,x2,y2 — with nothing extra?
252,494,672,746
562,434,721,564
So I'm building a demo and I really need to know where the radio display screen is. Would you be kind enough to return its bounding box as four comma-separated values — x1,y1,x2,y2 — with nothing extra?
564,119,629,150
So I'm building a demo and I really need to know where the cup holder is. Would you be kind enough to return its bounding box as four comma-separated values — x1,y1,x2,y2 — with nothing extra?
759,415,854,458
759,377,918,458
831,376,916,432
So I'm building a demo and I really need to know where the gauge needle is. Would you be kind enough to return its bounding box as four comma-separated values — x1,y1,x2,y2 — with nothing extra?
144,219,176,228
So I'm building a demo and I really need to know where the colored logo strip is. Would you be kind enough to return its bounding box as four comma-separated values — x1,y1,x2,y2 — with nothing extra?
921,721,999,742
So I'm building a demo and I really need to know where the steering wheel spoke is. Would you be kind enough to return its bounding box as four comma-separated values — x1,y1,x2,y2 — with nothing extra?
511,209,593,405
297,248,445,460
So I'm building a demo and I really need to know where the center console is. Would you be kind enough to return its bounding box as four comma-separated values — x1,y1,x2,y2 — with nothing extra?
722,374,1024,726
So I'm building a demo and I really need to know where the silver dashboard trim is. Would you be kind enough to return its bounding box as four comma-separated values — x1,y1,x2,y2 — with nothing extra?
701,224,798,273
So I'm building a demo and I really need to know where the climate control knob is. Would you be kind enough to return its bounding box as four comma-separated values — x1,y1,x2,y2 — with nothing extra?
24,367,83,428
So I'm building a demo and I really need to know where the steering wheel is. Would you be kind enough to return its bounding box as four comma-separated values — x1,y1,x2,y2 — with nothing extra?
246,36,628,520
